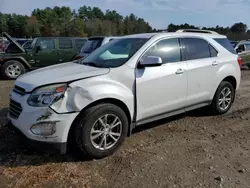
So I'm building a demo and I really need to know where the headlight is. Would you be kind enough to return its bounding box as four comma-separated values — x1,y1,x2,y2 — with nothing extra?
27,84,67,107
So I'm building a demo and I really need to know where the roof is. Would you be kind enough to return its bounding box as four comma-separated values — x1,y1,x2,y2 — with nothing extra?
237,40,250,45
121,32,226,39
88,36,119,39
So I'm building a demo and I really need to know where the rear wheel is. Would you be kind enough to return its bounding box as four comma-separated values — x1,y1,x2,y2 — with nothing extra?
211,81,235,115
1,60,25,79
74,103,128,159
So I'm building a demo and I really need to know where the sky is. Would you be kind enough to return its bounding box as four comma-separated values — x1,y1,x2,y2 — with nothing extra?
0,0,250,29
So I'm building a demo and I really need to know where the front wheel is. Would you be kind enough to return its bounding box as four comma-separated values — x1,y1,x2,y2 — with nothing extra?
211,81,235,115
1,60,25,80
74,103,128,159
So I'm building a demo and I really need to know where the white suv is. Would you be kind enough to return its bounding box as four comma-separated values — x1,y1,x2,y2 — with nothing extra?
8,30,241,159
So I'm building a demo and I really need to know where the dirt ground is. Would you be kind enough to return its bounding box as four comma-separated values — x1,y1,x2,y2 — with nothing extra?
1,71,250,188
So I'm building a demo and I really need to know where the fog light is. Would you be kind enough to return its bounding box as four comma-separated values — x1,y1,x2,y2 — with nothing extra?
30,122,57,136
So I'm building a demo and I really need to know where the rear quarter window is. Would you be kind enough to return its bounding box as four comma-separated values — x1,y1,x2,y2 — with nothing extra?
213,38,236,54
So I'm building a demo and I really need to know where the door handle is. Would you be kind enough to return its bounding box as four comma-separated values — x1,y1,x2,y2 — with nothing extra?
212,61,218,66
175,68,186,74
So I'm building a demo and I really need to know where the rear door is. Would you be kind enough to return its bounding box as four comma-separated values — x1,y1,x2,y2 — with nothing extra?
181,37,219,106
57,38,75,63
34,38,58,67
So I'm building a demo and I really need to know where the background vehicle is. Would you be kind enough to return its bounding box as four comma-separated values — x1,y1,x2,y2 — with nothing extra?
73,36,118,60
234,40,250,69
14,38,33,46
0,32,87,79
8,29,241,159
22,40,33,49
0,37,9,53
230,40,238,48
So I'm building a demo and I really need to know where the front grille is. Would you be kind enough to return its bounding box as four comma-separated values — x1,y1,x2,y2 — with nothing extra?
13,85,26,96
9,99,23,119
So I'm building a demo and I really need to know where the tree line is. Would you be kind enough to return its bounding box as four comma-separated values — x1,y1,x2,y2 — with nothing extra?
164,23,250,40
0,6,249,40
0,6,152,38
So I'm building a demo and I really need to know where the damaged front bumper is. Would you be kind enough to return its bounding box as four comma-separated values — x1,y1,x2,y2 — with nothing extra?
8,91,79,154
7,120,67,154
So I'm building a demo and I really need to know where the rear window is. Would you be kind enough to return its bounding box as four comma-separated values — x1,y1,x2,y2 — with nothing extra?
80,38,104,53
213,38,236,54
75,39,87,52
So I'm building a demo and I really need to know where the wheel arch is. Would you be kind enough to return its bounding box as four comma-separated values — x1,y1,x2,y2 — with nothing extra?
67,98,132,145
222,75,237,90
212,75,237,102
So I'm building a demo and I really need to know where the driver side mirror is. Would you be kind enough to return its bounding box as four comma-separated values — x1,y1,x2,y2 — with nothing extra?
138,56,163,68
35,46,41,53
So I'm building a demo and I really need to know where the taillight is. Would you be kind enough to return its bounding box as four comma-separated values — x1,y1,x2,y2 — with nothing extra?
237,57,242,67
74,56,84,60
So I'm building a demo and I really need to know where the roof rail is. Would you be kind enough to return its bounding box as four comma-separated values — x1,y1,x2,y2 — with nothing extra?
176,29,219,35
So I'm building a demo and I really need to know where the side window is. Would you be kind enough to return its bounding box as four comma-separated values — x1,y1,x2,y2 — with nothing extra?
214,38,236,54
59,39,73,49
39,39,55,50
75,39,87,51
209,44,218,57
182,38,210,60
143,38,181,63
238,45,245,51
245,44,250,51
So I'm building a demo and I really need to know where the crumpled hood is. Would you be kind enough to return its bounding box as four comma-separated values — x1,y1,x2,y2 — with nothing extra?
15,62,110,92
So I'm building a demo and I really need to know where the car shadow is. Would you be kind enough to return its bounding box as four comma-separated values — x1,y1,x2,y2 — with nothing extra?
0,106,213,167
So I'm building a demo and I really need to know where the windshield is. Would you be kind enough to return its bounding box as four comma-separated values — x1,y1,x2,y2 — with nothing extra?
77,38,148,68
23,41,32,49
31,38,38,49
80,38,104,53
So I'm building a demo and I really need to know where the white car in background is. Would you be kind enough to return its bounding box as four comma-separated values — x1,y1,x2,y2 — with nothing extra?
73,36,119,60
8,29,241,159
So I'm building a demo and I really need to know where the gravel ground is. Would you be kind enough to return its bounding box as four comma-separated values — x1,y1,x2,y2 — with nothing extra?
1,71,250,188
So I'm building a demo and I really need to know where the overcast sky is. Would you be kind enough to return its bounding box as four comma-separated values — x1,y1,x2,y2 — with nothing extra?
1,0,250,29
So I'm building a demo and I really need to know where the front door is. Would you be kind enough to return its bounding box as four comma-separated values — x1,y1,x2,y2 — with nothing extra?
136,37,188,121
34,38,59,67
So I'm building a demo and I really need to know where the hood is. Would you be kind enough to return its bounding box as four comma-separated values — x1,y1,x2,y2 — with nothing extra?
15,62,110,92
3,32,25,53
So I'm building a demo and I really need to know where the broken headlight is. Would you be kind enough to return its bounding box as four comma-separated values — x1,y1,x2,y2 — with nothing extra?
27,84,67,107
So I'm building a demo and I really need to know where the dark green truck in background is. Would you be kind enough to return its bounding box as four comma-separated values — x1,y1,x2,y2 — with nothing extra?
0,32,87,79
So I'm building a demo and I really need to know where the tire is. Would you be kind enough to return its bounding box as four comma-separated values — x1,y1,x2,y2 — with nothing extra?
1,60,25,80
211,81,235,115
74,103,129,159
